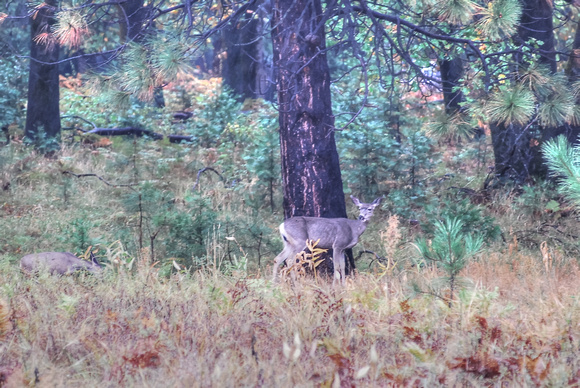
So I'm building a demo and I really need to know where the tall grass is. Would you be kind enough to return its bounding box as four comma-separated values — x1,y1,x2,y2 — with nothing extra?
1,140,580,385
1,250,580,386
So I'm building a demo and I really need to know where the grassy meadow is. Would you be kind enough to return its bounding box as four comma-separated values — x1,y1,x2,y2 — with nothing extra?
1,134,580,386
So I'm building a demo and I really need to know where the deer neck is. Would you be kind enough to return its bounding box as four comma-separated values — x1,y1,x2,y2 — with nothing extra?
355,217,369,235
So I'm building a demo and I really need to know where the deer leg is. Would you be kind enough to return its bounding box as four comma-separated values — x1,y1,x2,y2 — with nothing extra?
273,243,303,282
272,247,290,282
338,250,346,285
332,249,347,286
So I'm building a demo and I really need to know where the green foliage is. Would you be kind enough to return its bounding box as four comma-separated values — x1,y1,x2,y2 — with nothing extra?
148,34,193,80
333,78,438,212
122,182,173,216
542,135,580,209
415,217,484,303
384,129,439,220
0,58,27,130
537,89,575,128
416,218,484,271
486,84,536,126
23,126,61,153
426,197,500,242
476,0,522,41
94,34,194,103
63,216,101,253
242,116,281,211
184,86,242,147
520,64,557,97
428,111,475,141
116,43,157,101
164,193,217,267
436,0,477,25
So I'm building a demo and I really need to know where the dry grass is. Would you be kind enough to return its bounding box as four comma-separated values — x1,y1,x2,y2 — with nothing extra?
1,247,580,386
1,140,580,386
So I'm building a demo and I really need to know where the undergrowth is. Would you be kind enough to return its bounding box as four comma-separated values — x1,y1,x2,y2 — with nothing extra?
1,249,580,386
1,81,580,384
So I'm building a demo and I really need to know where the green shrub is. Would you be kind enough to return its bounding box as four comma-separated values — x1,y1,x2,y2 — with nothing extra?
415,216,484,305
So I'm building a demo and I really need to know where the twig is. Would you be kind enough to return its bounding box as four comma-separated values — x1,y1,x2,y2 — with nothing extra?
356,249,390,267
62,171,138,189
191,167,227,192
414,290,451,304
62,115,98,130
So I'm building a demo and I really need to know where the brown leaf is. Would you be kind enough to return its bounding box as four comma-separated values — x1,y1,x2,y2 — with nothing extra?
403,326,422,344
123,351,161,369
448,355,500,378
475,315,488,331
524,355,550,384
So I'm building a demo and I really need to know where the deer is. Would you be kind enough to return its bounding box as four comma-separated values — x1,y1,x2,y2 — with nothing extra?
20,251,102,275
272,195,382,285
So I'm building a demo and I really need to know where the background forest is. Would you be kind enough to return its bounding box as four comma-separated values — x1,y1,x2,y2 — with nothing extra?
3,0,580,385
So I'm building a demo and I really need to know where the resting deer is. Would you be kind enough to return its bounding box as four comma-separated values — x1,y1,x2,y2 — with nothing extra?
272,195,382,285
20,251,102,275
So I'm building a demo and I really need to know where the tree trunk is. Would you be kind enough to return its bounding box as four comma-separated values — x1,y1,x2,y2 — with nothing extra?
440,56,485,138
490,0,555,181
118,0,147,41
490,122,541,182
516,0,556,72
271,0,354,274
223,2,273,101
25,0,61,148
440,57,463,115
544,12,580,148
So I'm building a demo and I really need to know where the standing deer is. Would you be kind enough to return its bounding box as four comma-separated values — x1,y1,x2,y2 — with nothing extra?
20,251,102,275
272,195,382,285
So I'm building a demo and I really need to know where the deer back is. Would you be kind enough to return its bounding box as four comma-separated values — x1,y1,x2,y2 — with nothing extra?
20,252,101,275
283,217,367,249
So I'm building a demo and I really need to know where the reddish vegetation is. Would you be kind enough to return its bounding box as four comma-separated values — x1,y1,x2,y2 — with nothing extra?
1,248,579,385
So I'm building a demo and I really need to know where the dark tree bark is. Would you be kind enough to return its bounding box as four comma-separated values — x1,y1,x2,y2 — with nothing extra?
489,122,540,182
516,0,556,72
271,0,355,274
118,0,147,41
544,11,580,148
25,0,61,146
491,0,555,182
440,57,463,115
271,0,346,219
223,2,273,101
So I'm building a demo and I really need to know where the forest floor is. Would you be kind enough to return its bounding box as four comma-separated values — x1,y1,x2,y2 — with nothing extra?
1,254,579,386
1,139,580,386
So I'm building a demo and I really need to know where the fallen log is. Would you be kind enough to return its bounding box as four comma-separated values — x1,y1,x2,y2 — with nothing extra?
85,127,193,143
86,127,163,140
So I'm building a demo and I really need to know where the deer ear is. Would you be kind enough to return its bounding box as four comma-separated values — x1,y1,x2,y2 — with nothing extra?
372,197,382,206
90,251,101,267
350,195,361,206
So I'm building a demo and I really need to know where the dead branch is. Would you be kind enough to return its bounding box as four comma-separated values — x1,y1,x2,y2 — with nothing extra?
62,170,138,189
84,127,194,143
191,167,227,192
86,127,164,140
356,249,389,266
